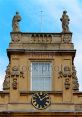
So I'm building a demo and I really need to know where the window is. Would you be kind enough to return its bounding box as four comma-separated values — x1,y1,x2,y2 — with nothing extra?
31,62,52,91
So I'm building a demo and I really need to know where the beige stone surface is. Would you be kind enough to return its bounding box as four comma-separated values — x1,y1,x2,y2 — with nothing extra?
0,32,82,116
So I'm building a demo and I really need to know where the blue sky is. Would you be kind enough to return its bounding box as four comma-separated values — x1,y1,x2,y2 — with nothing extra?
0,0,82,90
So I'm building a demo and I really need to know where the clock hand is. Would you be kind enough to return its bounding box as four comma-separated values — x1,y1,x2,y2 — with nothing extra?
41,96,47,101
37,93,41,100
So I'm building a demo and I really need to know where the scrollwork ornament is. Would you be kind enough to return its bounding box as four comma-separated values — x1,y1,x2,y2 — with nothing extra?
11,66,20,77
3,63,10,90
11,66,24,79
64,78,70,89
58,65,72,89
12,78,17,89
72,65,79,91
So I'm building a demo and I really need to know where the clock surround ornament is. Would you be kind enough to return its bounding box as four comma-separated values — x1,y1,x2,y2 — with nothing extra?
31,92,51,110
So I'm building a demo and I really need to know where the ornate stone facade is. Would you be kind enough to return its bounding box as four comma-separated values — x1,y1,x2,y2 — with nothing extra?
0,11,82,117
58,65,72,89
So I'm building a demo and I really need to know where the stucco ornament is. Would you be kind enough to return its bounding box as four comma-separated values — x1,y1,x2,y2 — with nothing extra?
11,66,24,89
11,66,20,77
11,66,19,89
58,66,72,89
72,65,79,91
11,66,24,78
3,63,10,90
12,78,17,90
60,10,70,32
12,12,21,32
62,34,71,43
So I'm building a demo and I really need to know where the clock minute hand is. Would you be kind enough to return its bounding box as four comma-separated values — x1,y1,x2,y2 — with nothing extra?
37,93,41,99
41,96,46,101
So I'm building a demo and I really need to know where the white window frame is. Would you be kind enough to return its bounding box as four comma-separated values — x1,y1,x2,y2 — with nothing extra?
31,62,52,91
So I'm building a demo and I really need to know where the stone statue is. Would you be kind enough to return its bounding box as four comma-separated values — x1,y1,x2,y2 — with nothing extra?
60,10,70,32
12,12,21,32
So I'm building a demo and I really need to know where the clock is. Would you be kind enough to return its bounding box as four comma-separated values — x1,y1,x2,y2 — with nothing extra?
31,92,51,110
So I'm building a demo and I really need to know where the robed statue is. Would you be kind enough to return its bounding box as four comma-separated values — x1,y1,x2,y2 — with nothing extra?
60,10,70,32
12,12,21,32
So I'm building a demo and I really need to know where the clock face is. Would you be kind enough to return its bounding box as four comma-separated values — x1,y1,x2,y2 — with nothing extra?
31,92,51,110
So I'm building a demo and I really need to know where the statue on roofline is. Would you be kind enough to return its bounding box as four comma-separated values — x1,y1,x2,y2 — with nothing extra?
12,12,21,32
60,10,70,33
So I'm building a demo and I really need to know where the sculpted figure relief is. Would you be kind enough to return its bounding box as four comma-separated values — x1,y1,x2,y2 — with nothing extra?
3,64,10,90
12,12,21,32
58,65,71,89
72,65,79,91
60,10,70,32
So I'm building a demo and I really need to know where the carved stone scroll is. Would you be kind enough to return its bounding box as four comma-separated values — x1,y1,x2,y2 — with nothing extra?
11,66,20,77
11,66,24,78
72,65,79,91
11,66,24,90
12,78,17,89
11,66,19,90
58,66,72,89
3,63,10,90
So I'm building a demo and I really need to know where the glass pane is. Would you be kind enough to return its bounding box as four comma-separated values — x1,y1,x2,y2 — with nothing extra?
31,62,52,91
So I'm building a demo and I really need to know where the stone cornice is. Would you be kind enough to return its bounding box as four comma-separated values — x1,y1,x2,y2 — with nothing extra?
73,92,82,97
20,91,62,96
10,31,72,35
7,49,76,59
0,111,82,116
7,49,76,53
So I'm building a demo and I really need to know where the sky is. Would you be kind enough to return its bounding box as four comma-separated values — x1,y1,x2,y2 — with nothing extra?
0,0,82,90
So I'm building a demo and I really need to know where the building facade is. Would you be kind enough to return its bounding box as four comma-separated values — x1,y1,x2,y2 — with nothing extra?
0,11,82,117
